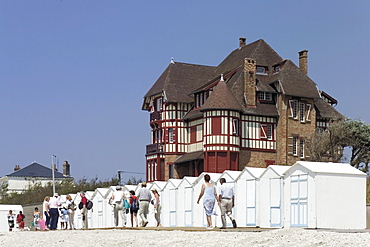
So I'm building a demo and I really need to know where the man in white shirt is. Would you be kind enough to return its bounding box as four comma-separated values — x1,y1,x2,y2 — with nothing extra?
218,178,237,229
110,186,127,227
136,182,152,227
48,193,61,230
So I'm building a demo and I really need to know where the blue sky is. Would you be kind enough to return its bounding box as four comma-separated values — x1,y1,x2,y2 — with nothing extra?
1,1,369,182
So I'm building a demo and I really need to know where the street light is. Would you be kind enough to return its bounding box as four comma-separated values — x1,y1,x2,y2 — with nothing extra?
51,155,56,195
117,170,145,186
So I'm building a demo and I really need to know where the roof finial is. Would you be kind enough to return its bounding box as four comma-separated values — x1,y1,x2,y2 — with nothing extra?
220,74,224,81
170,57,175,64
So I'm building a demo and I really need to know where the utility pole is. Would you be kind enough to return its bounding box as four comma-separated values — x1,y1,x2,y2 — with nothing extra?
51,155,56,195
117,170,145,186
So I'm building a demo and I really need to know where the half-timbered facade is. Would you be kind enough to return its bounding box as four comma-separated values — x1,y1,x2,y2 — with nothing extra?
142,38,343,182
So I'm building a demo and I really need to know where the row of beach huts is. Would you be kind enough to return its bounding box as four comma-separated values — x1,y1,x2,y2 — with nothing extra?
1,161,367,232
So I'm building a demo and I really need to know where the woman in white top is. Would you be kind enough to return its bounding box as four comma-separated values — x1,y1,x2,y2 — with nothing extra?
151,188,162,227
197,174,219,229
65,194,75,230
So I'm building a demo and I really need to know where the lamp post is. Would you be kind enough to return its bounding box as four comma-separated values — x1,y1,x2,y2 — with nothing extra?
51,155,56,195
117,170,145,186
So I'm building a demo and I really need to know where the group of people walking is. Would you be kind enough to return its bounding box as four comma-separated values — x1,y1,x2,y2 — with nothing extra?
111,182,161,228
7,176,232,231
197,174,237,229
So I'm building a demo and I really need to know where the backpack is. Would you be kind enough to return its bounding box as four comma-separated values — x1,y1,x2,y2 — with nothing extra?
130,197,139,210
86,200,93,210
78,201,83,210
123,199,130,209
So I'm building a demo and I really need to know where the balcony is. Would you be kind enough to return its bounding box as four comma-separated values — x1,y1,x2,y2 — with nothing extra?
146,143,164,154
150,111,161,121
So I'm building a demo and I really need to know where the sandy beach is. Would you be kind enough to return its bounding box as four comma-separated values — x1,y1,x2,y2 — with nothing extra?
1,228,370,247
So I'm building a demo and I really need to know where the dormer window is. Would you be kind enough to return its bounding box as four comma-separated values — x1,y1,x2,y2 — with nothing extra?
273,65,281,74
258,92,272,102
156,97,163,111
256,66,268,75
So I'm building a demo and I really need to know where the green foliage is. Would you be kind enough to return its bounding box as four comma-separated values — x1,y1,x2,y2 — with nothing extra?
125,176,143,185
0,176,124,205
307,119,370,170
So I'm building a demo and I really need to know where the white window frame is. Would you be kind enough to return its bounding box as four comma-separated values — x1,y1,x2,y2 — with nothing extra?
306,104,311,122
256,66,267,75
169,128,174,143
300,103,305,122
293,136,298,156
299,139,305,158
260,124,273,140
157,98,162,111
289,100,298,119
232,119,239,135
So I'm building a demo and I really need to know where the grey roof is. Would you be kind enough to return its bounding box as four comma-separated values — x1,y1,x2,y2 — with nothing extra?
200,79,243,112
7,162,66,178
143,62,216,103
174,151,204,164
314,98,344,119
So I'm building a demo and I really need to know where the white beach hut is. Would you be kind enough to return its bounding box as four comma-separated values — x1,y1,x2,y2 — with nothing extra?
161,178,182,227
0,204,23,232
233,167,265,227
259,165,290,228
90,188,109,228
283,161,366,229
192,172,222,227
176,176,198,227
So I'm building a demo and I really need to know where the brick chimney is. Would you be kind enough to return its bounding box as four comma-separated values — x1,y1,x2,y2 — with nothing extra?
63,161,70,177
14,165,20,171
244,58,256,107
239,37,246,48
299,50,308,75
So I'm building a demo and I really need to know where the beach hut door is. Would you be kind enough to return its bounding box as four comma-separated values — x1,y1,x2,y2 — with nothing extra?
169,188,177,226
184,187,193,226
290,174,308,227
246,179,257,226
269,178,282,227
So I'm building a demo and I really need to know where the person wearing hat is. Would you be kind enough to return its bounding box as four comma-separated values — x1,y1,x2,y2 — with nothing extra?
151,188,162,227
48,193,61,230
110,186,127,227
136,182,152,227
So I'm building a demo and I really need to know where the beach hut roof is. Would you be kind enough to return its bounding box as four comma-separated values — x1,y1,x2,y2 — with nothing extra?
178,176,198,187
285,161,366,176
235,167,266,180
220,170,242,182
260,165,290,177
149,181,167,191
163,178,182,190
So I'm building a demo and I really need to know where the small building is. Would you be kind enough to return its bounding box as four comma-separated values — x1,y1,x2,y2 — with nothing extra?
258,165,290,228
283,161,366,229
90,188,109,228
234,167,265,227
0,162,72,194
176,176,198,226
161,179,182,227
0,204,23,232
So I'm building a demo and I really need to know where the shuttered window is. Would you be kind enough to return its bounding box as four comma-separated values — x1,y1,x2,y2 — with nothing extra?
260,124,273,140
